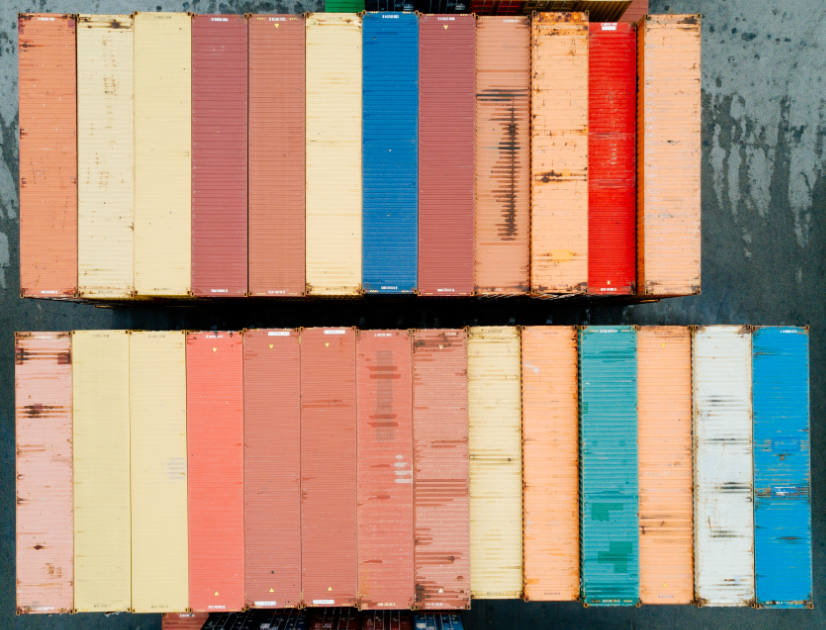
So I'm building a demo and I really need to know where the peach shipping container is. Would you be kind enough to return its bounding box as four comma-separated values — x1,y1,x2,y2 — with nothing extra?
357,331,415,609
187,332,244,611
530,12,588,294
521,326,579,601
18,14,77,298
637,15,702,296
162,613,210,629
15,332,73,613
412,329,471,609
474,16,531,295
244,329,302,608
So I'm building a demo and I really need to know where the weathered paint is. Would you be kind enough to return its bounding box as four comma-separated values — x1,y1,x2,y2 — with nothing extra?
162,613,210,629
579,326,639,606
467,326,522,599
413,613,464,630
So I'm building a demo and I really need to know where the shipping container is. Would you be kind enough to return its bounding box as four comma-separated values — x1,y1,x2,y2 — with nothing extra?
243,329,302,608
254,609,307,629
637,15,701,296
588,22,635,295
692,326,754,606
309,607,360,629
418,15,475,296
162,613,210,629
412,329,470,609
301,328,358,606
306,14,363,296
72,330,130,612
362,13,419,294
474,16,531,295
187,332,245,611
413,613,464,630
521,326,578,601
752,327,812,608
76,15,134,299
467,2,631,20
15,332,73,613
191,15,248,297
530,13,588,294
362,610,413,630
467,327,522,599
637,327,693,604
620,0,647,22
357,330,415,608
327,0,367,10
579,326,639,606
18,14,77,298
130,331,188,612
248,15,306,297
133,13,191,297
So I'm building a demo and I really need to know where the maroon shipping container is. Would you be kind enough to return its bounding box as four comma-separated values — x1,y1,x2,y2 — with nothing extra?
621,0,649,23
356,331,415,609
248,15,306,296
162,613,209,629
361,611,413,630
301,328,358,607
191,15,248,297
418,15,475,296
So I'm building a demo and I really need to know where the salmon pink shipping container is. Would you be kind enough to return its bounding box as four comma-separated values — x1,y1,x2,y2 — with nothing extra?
18,14,77,298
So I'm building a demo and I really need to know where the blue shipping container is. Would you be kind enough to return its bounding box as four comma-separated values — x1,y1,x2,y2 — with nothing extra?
362,12,419,293
752,326,813,608
414,613,464,630
579,326,639,606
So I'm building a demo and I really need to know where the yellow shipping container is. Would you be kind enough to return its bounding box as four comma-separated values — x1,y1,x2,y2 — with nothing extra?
468,326,523,598
77,16,134,299
72,330,131,612
305,13,362,296
130,331,188,612
133,13,191,297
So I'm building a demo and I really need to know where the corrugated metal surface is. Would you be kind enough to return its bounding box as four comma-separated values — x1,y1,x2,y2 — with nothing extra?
530,13,588,294
521,326,578,601
187,332,244,611
362,13,419,294
15,332,73,613
191,16,248,297
18,14,77,298
72,330,130,612
357,330,415,608
362,610,413,630
76,15,134,299
327,0,367,9
411,329,470,609
692,326,754,606
637,15,701,296
579,326,639,606
301,328,358,606
474,17,530,295
418,15,475,296
130,331,188,612
413,613,464,630
752,327,812,608
467,326,522,599
133,13,191,297
588,22,635,295
637,327,693,604
243,328,301,608
620,0,647,22
162,613,210,629
306,14,362,296
248,15,306,297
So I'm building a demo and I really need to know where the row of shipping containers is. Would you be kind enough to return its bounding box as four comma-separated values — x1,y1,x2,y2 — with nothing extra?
18,10,699,299
16,325,810,614
344,0,646,19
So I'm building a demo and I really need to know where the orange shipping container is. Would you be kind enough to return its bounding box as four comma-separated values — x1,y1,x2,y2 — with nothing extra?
187,332,244,612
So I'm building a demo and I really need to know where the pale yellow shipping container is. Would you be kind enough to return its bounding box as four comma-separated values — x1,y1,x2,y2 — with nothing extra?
130,331,188,612
77,16,135,299
305,13,362,296
133,13,191,297
468,326,523,599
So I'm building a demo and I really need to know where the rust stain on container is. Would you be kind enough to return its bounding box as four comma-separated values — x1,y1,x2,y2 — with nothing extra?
18,15,78,298
162,613,209,629
412,329,470,609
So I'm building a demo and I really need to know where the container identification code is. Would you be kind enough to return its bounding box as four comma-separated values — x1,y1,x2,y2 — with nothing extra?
601,23,618,31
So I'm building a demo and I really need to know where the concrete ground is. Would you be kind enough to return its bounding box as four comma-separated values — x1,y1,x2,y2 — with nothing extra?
0,0,823,627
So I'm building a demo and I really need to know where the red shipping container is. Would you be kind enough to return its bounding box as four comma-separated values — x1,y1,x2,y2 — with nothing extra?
187,331,244,611
191,15,248,297
18,15,77,298
412,329,471,609
301,328,358,607
418,16,475,296
162,613,209,629
588,22,636,295
248,15,306,296
243,328,301,608
357,330,415,609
